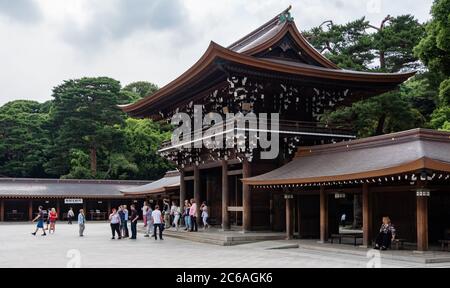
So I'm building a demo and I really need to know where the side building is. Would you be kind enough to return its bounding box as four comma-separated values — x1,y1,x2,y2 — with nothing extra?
0,178,150,222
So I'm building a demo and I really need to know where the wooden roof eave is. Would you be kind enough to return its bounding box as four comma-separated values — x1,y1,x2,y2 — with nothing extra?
242,158,450,186
122,185,179,197
122,42,416,116
240,22,340,70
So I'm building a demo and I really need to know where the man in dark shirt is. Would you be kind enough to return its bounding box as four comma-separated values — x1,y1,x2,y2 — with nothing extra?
130,205,139,240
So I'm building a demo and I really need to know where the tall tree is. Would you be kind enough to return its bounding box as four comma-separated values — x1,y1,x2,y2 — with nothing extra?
46,77,124,177
415,0,450,130
306,15,426,136
0,101,50,177
120,81,159,104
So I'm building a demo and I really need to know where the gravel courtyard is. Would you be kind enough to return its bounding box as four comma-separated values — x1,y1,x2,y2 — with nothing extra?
0,223,448,268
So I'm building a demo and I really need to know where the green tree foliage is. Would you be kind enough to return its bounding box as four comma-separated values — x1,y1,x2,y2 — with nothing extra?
119,81,159,104
306,15,427,136
46,77,124,177
304,18,375,71
415,0,450,130
0,101,50,178
120,118,173,180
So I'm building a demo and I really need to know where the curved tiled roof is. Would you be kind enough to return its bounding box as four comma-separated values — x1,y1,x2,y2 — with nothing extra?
243,129,450,185
0,178,151,199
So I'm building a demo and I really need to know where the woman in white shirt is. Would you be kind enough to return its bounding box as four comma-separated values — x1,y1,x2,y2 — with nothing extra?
200,201,209,230
172,202,181,231
109,208,121,240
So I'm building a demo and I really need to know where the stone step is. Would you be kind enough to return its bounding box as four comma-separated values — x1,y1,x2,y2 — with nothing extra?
138,226,285,246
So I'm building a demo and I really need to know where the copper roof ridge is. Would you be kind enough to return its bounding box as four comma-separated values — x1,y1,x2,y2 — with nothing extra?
227,6,291,50
295,128,450,157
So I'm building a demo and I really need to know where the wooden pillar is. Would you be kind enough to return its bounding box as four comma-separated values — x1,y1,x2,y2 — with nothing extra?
222,160,230,230
297,196,302,239
242,159,252,232
362,183,373,247
416,192,429,251
180,169,186,211
194,165,201,226
56,200,61,219
0,199,4,222
285,195,293,240
83,200,87,217
28,200,33,221
319,186,328,243
107,200,112,214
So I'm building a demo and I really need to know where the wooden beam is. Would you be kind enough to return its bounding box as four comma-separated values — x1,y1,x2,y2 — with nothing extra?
0,199,4,222
362,183,372,247
194,165,201,226
286,196,293,240
242,159,252,232
227,169,243,176
320,186,328,243
222,160,230,230
416,195,429,251
184,176,195,181
227,206,244,212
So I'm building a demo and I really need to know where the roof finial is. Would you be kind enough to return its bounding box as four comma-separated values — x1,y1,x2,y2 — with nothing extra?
279,7,294,24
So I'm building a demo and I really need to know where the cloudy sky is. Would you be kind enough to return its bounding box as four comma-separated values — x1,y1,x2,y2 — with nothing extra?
0,0,434,106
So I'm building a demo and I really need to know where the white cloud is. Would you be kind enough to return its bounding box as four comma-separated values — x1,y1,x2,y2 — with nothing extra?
0,0,434,106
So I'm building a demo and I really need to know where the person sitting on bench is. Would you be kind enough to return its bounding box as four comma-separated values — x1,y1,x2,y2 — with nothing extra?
374,217,396,250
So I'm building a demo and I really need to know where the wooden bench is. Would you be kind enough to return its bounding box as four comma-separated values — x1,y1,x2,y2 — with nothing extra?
439,240,450,252
438,229,450,252
392,239,406,250
330,233,363,246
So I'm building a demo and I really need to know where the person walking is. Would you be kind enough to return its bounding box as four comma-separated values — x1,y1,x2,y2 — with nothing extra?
109,208,121,240
67,207,75,225
130,205,139,240
183,200,191,231
78,209,86,237
152,205,164,240
189,198,198,232
172,201,181,231
31,206,47,236
200,201,209,230
142,201,149,228
144,205,153,238
48,208,58,234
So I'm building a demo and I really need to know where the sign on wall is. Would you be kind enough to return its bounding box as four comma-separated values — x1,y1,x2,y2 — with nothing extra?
64,199,83,204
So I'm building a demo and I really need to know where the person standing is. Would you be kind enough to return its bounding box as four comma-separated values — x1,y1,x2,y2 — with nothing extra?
200,201,209,230
162,199,170,230
67,207,75,225
78,209,86,237
189,198,198,232
31,206,47,236
123,205,130,238
109,208,121,240
142,201,149,227
172,202,181,231
49,208,58,234
144,205,154,237
130,205,139,240
183,200,191,231
152,205,163,240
